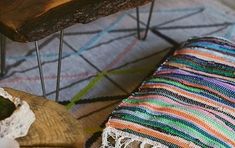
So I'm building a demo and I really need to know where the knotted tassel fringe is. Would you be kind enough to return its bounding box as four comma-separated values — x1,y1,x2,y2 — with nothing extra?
101,127,167,148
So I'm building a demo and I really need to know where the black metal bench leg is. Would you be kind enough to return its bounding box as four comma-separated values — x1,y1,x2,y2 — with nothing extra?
55,30,64,102
35,41,46,97
136,0,155,41
34,30,64,101
0,34,6,77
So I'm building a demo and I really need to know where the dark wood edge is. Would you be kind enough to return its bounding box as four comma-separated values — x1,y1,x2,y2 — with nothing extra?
2,0,152,42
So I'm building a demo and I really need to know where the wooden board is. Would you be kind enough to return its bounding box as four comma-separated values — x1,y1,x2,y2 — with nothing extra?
3,88,85,148
0,0,152,42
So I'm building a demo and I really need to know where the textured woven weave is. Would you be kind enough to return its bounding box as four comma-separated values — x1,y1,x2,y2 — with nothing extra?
102,37,235,148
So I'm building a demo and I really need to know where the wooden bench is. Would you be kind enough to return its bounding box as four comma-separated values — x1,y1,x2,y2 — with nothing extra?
0,0,152,42
0,0,155,101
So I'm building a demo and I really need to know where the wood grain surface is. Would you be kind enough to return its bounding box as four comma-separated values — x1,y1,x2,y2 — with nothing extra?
0,0,152,42
3,88,85,148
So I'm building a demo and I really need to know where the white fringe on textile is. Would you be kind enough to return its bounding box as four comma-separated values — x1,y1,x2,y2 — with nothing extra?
101,127,168,148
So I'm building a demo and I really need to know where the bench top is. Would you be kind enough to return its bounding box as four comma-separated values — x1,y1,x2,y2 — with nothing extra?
0,0,151,42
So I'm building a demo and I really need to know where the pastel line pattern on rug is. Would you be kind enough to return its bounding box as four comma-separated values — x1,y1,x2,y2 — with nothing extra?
3,6,232,81
67,35,144,109
5,6,231,62
102,36,235,148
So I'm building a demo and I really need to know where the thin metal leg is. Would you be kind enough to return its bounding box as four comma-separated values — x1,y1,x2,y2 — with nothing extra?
35,41,46,97
55,30,64,102
0,34,6,77
136,7,141,40
136,0,155,41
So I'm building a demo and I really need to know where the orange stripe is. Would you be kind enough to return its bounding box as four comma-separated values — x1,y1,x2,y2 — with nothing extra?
142,80,235,104
166,63,235,82
120,102,235,147
155,70,235,90
174,49,235,67
130,94,235,123
141,83,235,114
107,119,192,147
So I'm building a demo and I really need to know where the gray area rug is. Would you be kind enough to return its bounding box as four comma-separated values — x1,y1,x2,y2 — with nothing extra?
1,0,235,146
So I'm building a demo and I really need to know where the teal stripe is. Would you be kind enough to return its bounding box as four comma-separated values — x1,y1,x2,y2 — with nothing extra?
158,73,235,97
123,98,235,139
116,108,227,147
147,77,235,107
115,113,222,148
168,57,235,78
188,42,235,54
117,106,229,147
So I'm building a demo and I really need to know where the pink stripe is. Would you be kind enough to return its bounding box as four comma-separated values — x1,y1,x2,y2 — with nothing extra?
105,38,139,70
130,95,235,125
155,69,235,90
121,102,235,136
0,72,95,84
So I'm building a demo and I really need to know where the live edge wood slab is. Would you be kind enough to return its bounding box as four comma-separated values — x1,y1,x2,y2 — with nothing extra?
0,0,152,42
3,88,85,148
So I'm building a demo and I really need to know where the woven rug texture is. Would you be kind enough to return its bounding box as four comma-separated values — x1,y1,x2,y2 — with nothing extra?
0,0,235,147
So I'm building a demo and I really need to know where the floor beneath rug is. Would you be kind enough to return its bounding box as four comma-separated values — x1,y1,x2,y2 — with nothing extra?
1,0,235,147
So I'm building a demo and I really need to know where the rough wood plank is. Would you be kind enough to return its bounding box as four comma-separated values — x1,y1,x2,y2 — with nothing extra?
3,88,85,148
0,0,152,42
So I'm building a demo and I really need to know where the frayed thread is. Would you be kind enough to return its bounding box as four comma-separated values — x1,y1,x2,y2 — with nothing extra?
101,127,168,148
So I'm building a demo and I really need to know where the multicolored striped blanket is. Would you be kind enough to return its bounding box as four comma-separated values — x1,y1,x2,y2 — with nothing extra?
102,37,235,148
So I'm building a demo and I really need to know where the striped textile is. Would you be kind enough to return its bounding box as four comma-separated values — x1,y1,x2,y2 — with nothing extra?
102,37,235,148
